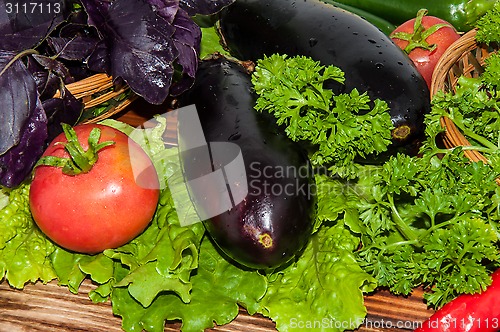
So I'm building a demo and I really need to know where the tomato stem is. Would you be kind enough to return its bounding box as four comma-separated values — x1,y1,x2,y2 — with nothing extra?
390,9,451,54
35,123,115,175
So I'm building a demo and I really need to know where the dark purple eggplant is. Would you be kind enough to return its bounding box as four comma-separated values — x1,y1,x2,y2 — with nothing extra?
218,0,431,150
177,57,316,270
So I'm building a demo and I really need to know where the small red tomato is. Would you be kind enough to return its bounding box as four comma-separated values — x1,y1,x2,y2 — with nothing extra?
390,9,460,90
29,123,160,254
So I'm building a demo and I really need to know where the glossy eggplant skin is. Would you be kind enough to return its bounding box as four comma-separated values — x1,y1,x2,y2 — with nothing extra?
219,0,431,149
178,57,316,270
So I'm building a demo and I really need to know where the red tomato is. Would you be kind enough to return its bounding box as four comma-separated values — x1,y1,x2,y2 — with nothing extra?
390,9,460,90
29,124,160,254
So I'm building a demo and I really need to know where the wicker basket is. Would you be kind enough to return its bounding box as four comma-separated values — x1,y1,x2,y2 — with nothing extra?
430,28,498,165
54,73,137,124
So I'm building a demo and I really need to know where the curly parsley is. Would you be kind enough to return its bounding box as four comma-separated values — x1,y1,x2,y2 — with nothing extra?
475,0,500,44
251,54,393,177
353,151,500,307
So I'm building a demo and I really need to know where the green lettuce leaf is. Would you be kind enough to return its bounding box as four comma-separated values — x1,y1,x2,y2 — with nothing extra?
258,222,377,332
199,26,230,59
108,188,205,307
0,184,57,288
51,248,114,295
112,236,267,332
191,14,230,59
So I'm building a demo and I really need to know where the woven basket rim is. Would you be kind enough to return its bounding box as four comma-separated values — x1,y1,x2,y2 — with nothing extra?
430,28,479,96
430,28,500,184
53,73,137,124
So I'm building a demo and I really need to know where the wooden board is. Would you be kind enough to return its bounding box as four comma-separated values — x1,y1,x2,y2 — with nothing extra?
0,280,433,331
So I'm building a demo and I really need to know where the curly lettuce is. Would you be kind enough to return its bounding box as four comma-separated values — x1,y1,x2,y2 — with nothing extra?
0,184,57,288
259,221,376,332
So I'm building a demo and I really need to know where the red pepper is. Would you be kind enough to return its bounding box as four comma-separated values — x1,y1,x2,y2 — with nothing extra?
416,269,500,332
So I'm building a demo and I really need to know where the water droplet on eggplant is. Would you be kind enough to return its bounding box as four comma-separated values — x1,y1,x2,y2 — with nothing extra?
228,132,241,141
309,38,318,47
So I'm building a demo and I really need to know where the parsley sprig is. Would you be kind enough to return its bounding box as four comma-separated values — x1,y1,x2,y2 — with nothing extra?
252,54,393,177
475,0,500,45
352,151,500,307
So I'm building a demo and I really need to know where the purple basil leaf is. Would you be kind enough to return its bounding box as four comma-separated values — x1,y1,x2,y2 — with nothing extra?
63,61,95,81
0,97,48,188
86,40,111,74
0,0,69,51
173,9,200,69
26,56,58,98
32,54,71,80
169,8,200,96
43,87,83,141
47,36,100,61
0,51,39,155
145,0,179,23
29,69,61,100
63,7,89,26
179,0,235,16
59,7,94,36
80,0,112,35
96,0,178,104
169,66,194,96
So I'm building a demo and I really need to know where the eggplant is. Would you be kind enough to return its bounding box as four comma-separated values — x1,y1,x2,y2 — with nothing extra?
218,0,431,150
177,57,316,270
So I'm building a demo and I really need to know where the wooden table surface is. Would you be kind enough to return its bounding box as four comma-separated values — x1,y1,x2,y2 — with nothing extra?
0,280,433,332
0,104,435,332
